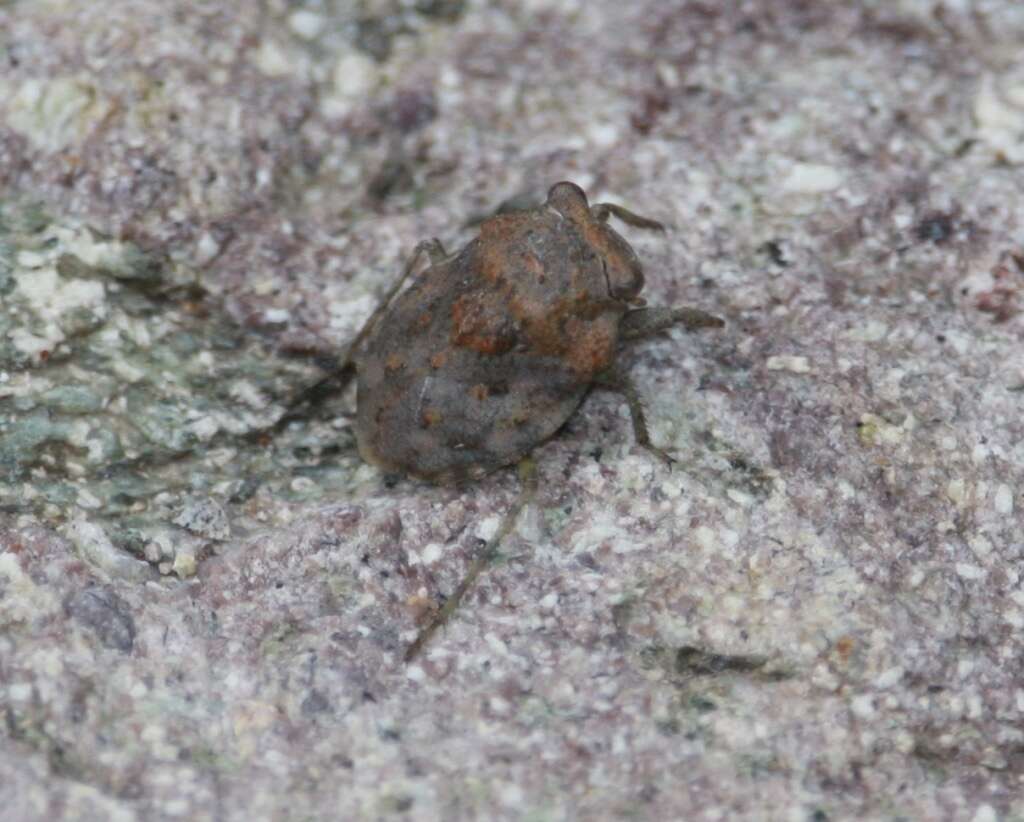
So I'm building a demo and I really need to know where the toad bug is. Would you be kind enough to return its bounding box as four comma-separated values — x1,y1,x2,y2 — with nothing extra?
352,181,723,485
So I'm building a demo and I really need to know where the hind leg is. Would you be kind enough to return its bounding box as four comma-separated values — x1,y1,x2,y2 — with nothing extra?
405,457,538,661
591,202,667,232
619,306,724,340
273,239,449,430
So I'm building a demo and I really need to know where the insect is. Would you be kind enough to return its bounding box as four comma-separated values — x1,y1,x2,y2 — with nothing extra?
289,181,723,659
351,181,723,485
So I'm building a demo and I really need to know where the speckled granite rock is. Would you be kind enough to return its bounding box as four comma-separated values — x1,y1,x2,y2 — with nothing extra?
2,1,1024,820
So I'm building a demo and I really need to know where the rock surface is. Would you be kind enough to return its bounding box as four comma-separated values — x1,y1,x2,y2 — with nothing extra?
2,1,1023,820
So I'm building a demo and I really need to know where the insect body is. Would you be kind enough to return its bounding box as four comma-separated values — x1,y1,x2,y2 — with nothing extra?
353,181,722,485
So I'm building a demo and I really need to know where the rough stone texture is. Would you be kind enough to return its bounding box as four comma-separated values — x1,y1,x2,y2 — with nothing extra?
2,1,1024,820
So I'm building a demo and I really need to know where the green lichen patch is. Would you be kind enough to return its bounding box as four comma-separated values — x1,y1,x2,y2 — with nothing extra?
0,202,364,577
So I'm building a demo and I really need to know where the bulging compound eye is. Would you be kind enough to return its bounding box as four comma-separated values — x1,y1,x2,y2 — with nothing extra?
546,182,590,221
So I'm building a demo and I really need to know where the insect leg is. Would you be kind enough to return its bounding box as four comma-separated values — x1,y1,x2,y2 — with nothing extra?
594,367,675,468
268,239,449,430
405,457,538,662
591,202,666,232
340,238,448,365
619,306,724,340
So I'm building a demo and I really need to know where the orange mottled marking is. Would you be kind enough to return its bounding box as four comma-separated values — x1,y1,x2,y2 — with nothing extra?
469,384,489,401
430,351,447,369
385,353,405,372
451,293,516,355
506,288,617,377
566,321,616,376
522,252,546,284
477,214,523,285
421,408,442,428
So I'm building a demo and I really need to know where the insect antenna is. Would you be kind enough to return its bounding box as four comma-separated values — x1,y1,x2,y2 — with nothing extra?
405,457,538,662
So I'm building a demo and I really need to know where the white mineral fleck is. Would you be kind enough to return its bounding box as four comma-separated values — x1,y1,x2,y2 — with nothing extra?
946,478,967,506
172,547,198,578
955,563,986,581
766,355,811,373
263,308,290,324
874,667,903,689
994,483,1014,515
850,694,875,718
475,515,501,542
255,40,294,78
7,76,112,152
62,518,151,581
289,11,324,39
780,162,843,194
974,71,1024,163
324,53,377,117
971,804,998,822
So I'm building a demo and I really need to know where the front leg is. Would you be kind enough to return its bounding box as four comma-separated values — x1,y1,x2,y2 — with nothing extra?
619,306,724,340
591,202,667,231
340,238,448,365
594,366,674,468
